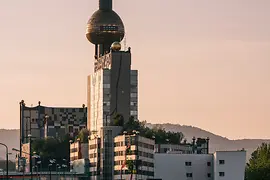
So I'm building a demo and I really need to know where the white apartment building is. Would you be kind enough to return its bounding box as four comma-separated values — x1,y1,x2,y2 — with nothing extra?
88,134,101,178
70,141,89,162
155,150,246,180
213,151,246,180
114,134,155,180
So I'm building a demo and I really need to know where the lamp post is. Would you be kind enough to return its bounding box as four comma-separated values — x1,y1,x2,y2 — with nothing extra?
48,164,52,180
62,164,67,179
49,159,56,172
28,134,33,180
0,143,8,180
62,158,67,179
57,165,61,179
133,130,140,180
36,160,41,180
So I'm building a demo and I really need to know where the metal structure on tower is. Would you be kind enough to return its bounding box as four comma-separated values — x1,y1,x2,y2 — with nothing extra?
86,0,125,58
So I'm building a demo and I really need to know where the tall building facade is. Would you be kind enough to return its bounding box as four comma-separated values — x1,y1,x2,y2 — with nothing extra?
85,0,139,179
86,0,138,135
19,101,87,145
87,66,138,134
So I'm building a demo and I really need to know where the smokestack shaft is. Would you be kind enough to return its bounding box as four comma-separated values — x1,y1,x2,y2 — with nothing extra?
99,0,112,10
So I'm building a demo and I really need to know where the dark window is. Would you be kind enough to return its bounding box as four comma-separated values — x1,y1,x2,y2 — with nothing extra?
185,162,192,166
219,172,225,177
207,162,211,166
69,126,73,133
207,173,211,177
219,160,225,164
186,173,193,177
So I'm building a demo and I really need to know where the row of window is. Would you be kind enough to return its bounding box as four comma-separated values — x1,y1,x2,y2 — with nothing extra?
100,92,137,98
186,173,211,178
186,172,224,178
185,161,211,167
114,160,154,167
114,150,154,159
185,160,225,167
138,143,154,150
70,148,78,153
115,140,154,150
89,144,99,150
114,170,154,176
89,152,100,159
70,156,79,161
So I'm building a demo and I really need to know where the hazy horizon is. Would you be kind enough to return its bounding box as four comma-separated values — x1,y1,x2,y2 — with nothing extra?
1,0,270,139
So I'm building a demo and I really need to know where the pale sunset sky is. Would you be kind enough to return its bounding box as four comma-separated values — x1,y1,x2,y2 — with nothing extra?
0,0,269,139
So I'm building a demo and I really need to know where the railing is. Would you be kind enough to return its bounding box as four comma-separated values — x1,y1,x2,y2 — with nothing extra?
0,171,80,175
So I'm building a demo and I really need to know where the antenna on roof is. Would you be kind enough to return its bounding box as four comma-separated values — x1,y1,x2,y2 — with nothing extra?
123,33,127,51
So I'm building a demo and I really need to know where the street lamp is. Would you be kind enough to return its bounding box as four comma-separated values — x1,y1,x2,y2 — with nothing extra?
49,159,56,172
44,115,49,138
62,164,67,179
36,161,41,180
0,143,9,179
28,134,33,180
132,130,140,180
48,164,52,180
57,165,61,179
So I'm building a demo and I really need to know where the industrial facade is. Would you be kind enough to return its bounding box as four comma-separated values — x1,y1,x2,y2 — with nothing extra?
19,101,87,144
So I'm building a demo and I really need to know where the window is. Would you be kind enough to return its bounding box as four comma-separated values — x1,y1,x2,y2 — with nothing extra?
186,173,193,177
207,162,211,166
219,172,225,177
103,84,110,88
69,126,73,133
219,160,225,165
185,162,192,166
131,111,137,116
207,173,211,177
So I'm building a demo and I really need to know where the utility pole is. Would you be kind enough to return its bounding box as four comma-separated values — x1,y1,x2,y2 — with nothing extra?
0,143,9,180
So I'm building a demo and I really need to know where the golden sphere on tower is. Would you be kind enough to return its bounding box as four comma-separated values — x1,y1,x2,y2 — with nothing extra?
111,41,121,51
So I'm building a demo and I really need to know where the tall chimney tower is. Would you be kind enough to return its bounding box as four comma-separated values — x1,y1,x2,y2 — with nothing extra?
86,0,125,57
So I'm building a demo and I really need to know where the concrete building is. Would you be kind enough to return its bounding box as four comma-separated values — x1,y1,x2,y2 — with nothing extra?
88,126,122,180
114,134,155,180
213,151,246,180
154,150,246,180
87,54,138,135
85,0,139,179
155,137,210,154
86,131,155,180
88,134,101,179
19,100,87,144
70,141,89,162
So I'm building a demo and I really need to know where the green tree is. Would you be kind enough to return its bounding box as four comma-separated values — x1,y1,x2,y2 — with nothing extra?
113,113,124,126
76,128,90,143
122,117,184,145
245,143,270,180
32,136,70,171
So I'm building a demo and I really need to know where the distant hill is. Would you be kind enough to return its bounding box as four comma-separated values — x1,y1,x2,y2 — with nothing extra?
1,126,269,161
0,129,20,161
148,123,270,161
